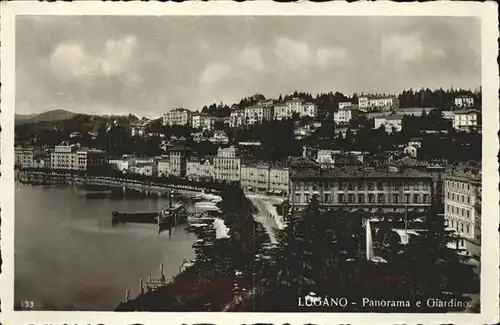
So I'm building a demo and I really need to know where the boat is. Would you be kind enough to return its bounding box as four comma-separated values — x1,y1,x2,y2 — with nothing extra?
194,201,220,211
192,239,214,248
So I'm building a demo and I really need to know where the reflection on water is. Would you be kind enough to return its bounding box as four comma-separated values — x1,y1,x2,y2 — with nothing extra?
15,184,197,311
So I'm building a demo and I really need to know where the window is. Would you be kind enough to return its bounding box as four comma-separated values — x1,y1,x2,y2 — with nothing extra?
466,210,470,218
295,193,300,203
393,183,400,190
413,194,420,204
339,182,346,190
358,194,365,203
405,194,410,203
348,183,355,191
324,182,331,191
324,193,331,204
461,183,465,190
447,192,450,199
358,182,364,190
461,223,464,232
338,194,345,204
377,182,383,190
467,184,470,191
447,204,450,212
461,209,464,217
368,194,375,203
368,182,374,190
461,195,465,203
466,224,470,234
452,193,455,201
404,183,409,190
393,194,399,203
304,194,309,203
467,196,470,204
423,194,429,204
348,194,355,203
378,194,386,203
413,182,419,190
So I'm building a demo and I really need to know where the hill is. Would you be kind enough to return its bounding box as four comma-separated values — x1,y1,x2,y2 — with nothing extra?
15,109,80,125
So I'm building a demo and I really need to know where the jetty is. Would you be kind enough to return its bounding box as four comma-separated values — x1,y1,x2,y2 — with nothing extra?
111,194,188,234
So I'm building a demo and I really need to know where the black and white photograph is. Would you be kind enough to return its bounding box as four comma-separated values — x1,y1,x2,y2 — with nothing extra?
1,2,498,324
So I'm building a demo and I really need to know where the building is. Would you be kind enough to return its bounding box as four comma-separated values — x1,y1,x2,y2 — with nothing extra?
289,166,433,214
162,108,192,126
335,127,360,138
191,113,215,131
129,163,157,177
273,98,318,120
108,156,137,172
241,164,271,194
240,163,290,196
454,95,475,108
444,166,481,255
338,102,354,110
333,107,361,124
50,145,105,171
244,105,273,125
452,110,479,132
186,158,215,181
358,96,399,112
374,115,403,133
213,146,241,182
15,146,35,168
408,137,422,148
229,109,246,128
316,150,335,166
403,145,418,158
209,130,229,144
168,145,192,177
157,159,170,177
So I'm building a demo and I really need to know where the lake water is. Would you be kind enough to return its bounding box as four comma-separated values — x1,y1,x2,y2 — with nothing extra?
15,184,197,311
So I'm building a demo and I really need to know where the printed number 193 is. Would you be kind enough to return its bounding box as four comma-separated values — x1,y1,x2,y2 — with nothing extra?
20,300,35,309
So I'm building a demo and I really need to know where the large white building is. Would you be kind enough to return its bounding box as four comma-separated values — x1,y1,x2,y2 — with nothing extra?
162,108,192,126
186,159,215,181
454,95,475,108
108,156,137,172
358,96,399,112
452,110,479,132
244,105,273,125
333,107,361,125
273,98,318,120
50,145,106,171
213,146,241,182
229,109,246,128
374,115,403,133
191,113,216,131
240,163,290,196
15,146,35,168
444,167,481,256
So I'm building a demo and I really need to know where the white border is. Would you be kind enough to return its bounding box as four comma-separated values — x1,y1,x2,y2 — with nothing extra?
1,2,499,325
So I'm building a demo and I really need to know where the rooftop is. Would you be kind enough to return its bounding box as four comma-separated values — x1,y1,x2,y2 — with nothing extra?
291,165,432,179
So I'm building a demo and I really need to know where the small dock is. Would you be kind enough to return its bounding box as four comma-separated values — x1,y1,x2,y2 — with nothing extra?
111,193,188,234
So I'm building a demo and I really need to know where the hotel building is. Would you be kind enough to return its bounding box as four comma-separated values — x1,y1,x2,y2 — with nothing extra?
454,95,475,108
273,98,318,120
50,145,106,171
374,115,403,133
289,166,433,214
244,105,273,125
229,109,246,128
333,107,361,124
444,167,481,256
358,96,399,112
213,146,241,182
15,146,35,168
452,110,479,132
162,108,192,126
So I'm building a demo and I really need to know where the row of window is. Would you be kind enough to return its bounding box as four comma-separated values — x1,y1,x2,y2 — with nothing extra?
446,191,472,204
446,204,472,218
447,218,472,237
446,180,471,191
294,193,430,204
295,181,430,191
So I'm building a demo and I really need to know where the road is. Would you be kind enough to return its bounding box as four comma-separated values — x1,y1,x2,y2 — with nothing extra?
247,194,284,244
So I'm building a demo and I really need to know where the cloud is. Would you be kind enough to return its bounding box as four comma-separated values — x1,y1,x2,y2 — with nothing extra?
49,35,140,82
199,62,231,84
273,37,312,68
382,32,447,64
316,47,347,67
382,33,424,63
238,46,266,71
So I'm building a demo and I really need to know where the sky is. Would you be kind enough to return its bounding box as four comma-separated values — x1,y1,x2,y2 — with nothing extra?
16,15,481,118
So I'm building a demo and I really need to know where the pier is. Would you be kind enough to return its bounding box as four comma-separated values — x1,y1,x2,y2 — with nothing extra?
111,193,188,234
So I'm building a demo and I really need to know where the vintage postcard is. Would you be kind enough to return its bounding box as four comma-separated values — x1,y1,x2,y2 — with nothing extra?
1,1,499,325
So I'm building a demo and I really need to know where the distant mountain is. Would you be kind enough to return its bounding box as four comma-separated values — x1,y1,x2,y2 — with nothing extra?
15,109,80,125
